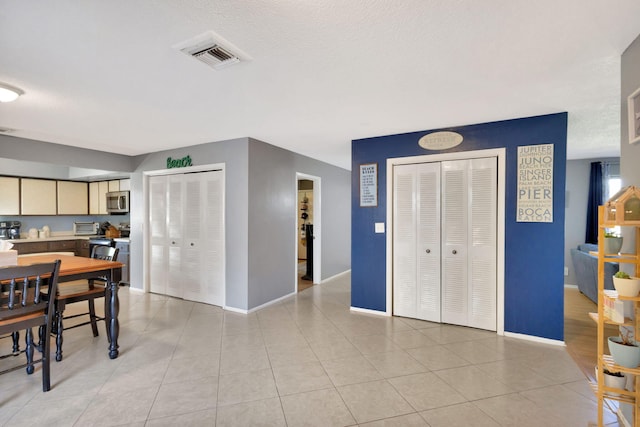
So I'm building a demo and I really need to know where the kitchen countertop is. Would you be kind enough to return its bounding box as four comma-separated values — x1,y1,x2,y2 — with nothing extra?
6,235,130,243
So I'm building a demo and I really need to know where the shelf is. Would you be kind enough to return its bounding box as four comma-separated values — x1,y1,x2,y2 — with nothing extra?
589,312,633,326
589,251,638,263
602,354,640,376
594,205,640,426
589,381,636,404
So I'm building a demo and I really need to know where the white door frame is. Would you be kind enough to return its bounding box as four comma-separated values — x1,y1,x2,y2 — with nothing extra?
295,172,321,290
143,163,226,305
386,148,505,335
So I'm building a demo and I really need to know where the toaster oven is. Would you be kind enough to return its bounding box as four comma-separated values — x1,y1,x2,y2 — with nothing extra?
74,222,99,236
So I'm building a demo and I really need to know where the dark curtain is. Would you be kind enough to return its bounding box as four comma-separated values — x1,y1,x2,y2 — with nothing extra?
585,161,603,244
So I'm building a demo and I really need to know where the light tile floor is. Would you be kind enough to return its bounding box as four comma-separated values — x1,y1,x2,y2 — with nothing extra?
0,273,621,426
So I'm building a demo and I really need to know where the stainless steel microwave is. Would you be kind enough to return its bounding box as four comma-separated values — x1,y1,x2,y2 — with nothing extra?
106,191,130,214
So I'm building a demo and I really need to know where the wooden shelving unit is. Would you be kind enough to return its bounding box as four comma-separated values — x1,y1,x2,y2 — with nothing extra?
592,205,640,426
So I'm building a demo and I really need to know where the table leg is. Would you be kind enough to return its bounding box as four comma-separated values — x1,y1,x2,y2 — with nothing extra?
55,307,63,362
107,281,120,359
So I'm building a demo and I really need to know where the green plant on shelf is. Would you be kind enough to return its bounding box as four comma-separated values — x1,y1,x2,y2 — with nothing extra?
605,231,621,238
615,271,631,279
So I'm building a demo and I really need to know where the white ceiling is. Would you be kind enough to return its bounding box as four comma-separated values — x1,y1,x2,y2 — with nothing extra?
1,1,639,170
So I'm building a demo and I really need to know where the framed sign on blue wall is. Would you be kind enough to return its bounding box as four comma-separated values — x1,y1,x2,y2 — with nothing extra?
359,163,378,207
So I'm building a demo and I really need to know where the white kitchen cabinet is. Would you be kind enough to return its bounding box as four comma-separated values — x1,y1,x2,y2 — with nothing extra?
57,181,88,215
108,180,120,192
89,181,109,214
21,178,57,215
0,177,20,215
119,179,131,191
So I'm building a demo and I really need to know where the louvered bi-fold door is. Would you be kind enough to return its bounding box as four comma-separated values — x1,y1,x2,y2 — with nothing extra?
441,160,469,326
167,175,184,298
393,163,441,322
182,171,224,306
149,176,168,295
181,173,203,303
149,171,225,306
393,164,417,318
468,158,497,330
441,158,497,330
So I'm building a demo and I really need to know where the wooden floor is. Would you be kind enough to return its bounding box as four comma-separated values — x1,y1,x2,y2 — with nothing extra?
564,286,618,382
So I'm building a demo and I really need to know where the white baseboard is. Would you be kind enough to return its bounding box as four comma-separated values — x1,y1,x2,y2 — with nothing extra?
224,291,298,315
504,331,565,346
350,306,390,316
321,269,351,283
223,305,248,314
564,284,578,289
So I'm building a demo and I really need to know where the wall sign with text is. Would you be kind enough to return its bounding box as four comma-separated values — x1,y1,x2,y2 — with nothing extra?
517,144,553,223
167,155,193,169
359,163,378,207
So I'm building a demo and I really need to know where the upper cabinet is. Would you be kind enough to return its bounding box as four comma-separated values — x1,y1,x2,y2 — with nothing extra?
89,181,110,215
57,181,88,215
1,176,130,216
0,177,20,215
21,178,57,215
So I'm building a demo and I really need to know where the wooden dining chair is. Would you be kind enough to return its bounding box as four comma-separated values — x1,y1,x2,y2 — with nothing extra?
0,260,61,392
53,246,118,361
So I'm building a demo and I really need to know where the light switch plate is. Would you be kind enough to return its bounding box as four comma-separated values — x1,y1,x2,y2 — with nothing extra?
375,222,385,233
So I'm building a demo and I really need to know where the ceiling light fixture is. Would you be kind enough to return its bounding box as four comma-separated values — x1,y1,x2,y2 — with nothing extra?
0,83,24,102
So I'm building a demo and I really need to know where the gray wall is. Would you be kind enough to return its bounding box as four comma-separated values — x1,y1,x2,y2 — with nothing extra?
0,134,134,172
564,158,620,286
246,139,351,309
621,34,640,258
0,133,351,311
130,138,250,310
620,31,640,424
564,159,591,285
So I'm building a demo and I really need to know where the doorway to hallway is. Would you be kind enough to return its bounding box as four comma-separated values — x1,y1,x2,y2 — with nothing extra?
296,173,321,292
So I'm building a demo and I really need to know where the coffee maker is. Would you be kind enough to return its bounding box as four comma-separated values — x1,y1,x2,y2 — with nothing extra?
0,222,9,240
8,221,21,239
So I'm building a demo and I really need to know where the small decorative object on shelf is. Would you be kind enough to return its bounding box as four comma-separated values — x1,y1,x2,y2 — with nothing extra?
613,271,640,297
595,366,627,396
604,185,640,224
604,230,623,254
608,327,640,368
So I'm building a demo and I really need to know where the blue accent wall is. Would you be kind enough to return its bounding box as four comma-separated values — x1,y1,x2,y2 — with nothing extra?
351,113,567,341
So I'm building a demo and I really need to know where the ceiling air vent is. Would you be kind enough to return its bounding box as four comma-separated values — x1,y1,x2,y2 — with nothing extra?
177,32,248,71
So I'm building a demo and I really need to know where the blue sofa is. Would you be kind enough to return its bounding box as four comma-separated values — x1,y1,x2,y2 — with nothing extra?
570,243,618,303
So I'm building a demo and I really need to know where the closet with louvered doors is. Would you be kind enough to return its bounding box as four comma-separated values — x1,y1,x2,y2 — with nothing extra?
392,157,497,330
149,170,225,306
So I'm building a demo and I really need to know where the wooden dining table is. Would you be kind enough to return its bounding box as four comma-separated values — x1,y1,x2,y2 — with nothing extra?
17,254,123,360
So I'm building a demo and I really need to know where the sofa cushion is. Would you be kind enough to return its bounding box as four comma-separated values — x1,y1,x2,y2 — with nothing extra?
577,243,598,253
571,244,618,304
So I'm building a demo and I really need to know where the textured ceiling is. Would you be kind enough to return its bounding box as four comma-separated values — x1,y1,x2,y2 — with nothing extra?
1,1,639,170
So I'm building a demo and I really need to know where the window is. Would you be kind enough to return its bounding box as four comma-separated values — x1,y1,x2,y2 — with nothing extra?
605,163,621,235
